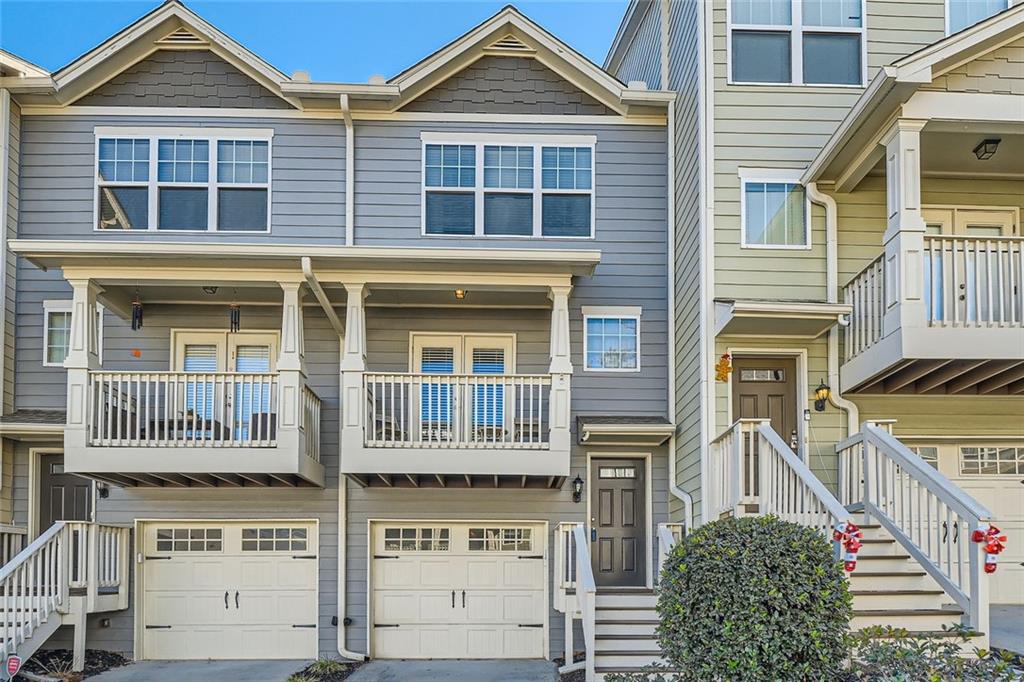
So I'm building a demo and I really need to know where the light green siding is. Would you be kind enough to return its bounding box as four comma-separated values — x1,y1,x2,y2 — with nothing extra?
854,396,1024,438
921,36,1024,95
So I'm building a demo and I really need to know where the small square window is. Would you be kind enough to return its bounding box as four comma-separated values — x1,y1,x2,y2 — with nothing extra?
585,315,640,371
743,181,807,247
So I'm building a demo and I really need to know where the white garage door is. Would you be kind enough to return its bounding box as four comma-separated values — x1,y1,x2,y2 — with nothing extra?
371,522,547,659
142,521,319,659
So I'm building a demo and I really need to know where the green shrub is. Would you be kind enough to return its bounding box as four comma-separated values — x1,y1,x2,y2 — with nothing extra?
850,625,1023,681
626,515,852,681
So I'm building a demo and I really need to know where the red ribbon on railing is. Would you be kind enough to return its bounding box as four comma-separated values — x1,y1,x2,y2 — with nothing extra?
971,523,1007,574
833,521,863,572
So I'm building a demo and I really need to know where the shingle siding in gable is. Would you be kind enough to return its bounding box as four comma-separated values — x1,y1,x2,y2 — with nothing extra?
75,50,292,109
401,55,614,115
920,36,1024,95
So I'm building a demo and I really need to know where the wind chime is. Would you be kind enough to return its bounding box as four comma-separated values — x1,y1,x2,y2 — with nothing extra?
131,287,144,331
229,289,241,333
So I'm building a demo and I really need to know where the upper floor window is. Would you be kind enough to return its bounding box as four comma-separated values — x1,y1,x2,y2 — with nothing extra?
95,128,271,232
948,0,1008,33
582,306,641,372
422,133,595,238
740,171,809,249
729,0,865,86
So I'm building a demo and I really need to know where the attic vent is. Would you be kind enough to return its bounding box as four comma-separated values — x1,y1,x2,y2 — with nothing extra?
156,27,208,47
485,35,534,54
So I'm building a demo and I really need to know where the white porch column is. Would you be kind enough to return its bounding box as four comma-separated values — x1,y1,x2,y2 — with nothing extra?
277,282,306,456
64,279,101,453
881,118,928,338
548,284,573,454
340,282,368,456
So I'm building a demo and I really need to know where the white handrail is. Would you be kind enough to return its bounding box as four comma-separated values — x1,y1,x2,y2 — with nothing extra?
0,522,67,658
836,422,993,634
363,372,552,449
843,253,886,360
924,235,1023,327
656,522,682,579
0,525,28,565
572,524,597,682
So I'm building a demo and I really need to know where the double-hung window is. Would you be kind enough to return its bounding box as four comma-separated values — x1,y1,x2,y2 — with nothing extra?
582,306,641,372
729,0,865,86
422,134,595,238
95,128,271,232
740,170,809,248
947,0,1008,33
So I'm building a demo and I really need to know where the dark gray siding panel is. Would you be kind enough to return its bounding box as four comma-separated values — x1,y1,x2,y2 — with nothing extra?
614,2,663,90
4,99,19,413
402,56,613,115
75,50,291,109
18,115,344,241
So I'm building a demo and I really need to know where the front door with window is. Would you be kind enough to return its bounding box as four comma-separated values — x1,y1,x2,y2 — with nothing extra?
732,357,798,450
39,454,91,530
590,459,647,587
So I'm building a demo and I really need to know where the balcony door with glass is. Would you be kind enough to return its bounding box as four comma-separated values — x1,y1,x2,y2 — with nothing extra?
172,332,278,443
411,334,515,445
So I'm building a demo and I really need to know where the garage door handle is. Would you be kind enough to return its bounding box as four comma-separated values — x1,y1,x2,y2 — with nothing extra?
235,590,239,609
451,590,455,608
292,555,317,560
145,625,172,630
374,624,400,628
292,624,316,629
224,591,229,609
517,555,543,560
374,555,399,560
462,590,466,608
145,556,172,560
518,624,543,628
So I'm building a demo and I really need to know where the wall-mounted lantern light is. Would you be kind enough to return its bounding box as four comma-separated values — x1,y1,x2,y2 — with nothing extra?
572,475,584,503
814,380,831,412
973,138,1000,160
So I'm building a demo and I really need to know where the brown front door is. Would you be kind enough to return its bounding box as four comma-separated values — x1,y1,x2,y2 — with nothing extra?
39,454,92,530
590,458,646,587
732,357,798,449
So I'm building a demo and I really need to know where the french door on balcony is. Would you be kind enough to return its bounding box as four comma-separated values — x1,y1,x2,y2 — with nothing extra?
172,332,278,442
411,334,515,445
922,207,1019,324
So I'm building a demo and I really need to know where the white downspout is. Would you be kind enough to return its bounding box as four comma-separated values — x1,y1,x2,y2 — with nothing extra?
340,94,355,246
658,0,693,532
337,472,367,660
806,182,858,434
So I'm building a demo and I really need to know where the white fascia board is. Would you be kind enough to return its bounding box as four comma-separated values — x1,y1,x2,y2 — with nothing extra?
0,50,50,78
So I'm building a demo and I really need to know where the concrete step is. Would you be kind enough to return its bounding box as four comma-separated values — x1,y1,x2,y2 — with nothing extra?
594,651,665,669
595,606,658,620
596,592,658,609
595,634,661,652
595,618,658,637
851,608,963,631
850,589,947,611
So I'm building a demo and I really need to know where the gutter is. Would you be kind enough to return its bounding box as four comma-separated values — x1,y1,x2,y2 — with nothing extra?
806,182,858,434
660,0,693,533
339,95,355,246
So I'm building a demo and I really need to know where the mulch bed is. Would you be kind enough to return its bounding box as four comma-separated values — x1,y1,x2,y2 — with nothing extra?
289,659,365,682
20,649,130,680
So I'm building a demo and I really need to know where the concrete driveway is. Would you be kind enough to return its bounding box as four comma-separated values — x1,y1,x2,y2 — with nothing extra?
346,660,560,682
85,659,312,681
992,604,1024,656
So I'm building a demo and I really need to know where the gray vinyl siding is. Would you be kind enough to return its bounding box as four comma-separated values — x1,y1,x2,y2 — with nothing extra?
17,115,345,242
401,55,614,115
75,50,292,109
613,1,662,90
4,99,18,414
666,0,704,523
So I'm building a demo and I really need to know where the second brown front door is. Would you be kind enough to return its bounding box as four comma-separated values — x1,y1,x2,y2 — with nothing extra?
39,454,92,530
731,356,798,449
590,458,646,587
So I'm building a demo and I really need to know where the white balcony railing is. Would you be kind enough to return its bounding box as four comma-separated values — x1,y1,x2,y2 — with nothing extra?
924,235,1023,327
87,371,280,447
363,373,551,449
843,254,885,361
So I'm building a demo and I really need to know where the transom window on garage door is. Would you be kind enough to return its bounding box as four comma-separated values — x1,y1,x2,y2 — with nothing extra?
468,527,533,552
383,527,451,552
961,446,1024,475
422,134,595,238
155,527,223,552
241,527,308,552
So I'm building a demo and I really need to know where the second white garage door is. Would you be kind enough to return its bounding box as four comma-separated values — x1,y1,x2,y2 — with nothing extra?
141,521,319,659
371,522,547,659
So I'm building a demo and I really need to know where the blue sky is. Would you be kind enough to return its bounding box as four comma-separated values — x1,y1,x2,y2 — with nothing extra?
0,1,629,81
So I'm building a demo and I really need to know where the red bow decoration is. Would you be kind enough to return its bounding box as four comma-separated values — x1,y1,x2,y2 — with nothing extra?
833,521,863,572
971,523,1007,574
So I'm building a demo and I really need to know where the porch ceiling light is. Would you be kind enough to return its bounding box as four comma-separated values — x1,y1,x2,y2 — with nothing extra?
202,286,219,295
454,289,467,300
973,138,1000,160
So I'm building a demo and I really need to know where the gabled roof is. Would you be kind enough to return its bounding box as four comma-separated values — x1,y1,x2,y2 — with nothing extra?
283,5,673,115
1,0,299,108
803,3,1024,185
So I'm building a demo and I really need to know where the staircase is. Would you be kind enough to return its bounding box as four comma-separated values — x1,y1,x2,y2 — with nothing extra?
0,522,130,670
556,420,997,682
